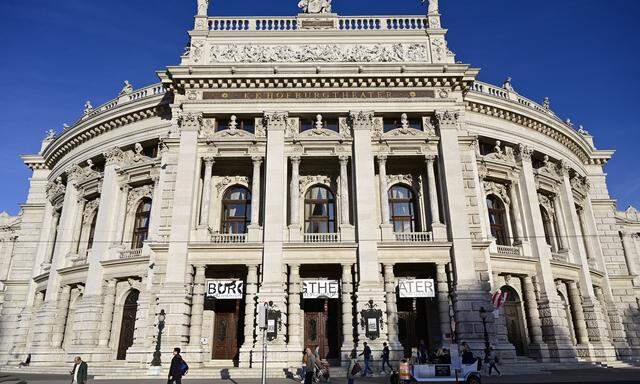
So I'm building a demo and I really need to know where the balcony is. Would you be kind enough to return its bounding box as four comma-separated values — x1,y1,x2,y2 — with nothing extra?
303,233,340,243
207,15,429,32
393,232,434,243
120,248,143,259
496,245,522,256
211,233,247,244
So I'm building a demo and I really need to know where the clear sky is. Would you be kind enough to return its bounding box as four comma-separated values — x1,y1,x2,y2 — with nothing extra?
1,0,639,215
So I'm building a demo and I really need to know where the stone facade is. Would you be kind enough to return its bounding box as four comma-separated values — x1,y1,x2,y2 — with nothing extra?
0,0,639,374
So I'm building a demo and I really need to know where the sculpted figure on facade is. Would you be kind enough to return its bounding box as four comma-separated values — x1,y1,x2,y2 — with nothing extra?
196,0,210,16
298,0,332,14
421,0,439,15
120,80,133,95
83,101,93,115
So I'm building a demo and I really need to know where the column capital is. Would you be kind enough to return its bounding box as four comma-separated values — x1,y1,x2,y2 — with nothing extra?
559,160,572,176
177,111,203,132
378,154,388,163
425,154,437,162
290,155,301,164
348,110,375,131
251,155,264,164
433,110,461,130
516,144,533,163
103,147,127,167
338,155,349,164
262,111,289,131
202,155,216,164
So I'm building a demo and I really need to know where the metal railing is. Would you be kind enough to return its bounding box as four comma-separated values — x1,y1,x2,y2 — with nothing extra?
211,233,247,244
303,233,340,243
393,232,434,242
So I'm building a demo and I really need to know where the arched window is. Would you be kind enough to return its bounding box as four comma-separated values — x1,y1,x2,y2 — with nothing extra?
131,198,152,249
388,185,417,233
540,206,553,247
86,213,98,250
304,186,336,234
487,195,508,246
222,186,252,234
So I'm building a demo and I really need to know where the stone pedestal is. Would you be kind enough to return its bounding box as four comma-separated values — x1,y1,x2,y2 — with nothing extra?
354,281,388,356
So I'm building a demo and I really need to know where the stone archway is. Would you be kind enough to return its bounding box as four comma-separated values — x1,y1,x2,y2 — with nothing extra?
501,285,528,356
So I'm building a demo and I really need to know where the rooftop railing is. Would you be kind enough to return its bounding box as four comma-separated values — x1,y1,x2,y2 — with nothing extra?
208,15,429,32
77,83,167,124
470,81,560,120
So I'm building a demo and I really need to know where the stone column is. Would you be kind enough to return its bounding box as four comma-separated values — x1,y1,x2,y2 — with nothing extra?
547,215,559,253
161,112,202,346
566,281,589,346
350,110,388,352
288,265,302,360
189,266,206,347
436,263,451,340
620,231,639,276
199,157,215,227
521,275,547,358
338,156,355,241
98,279,117,347
378,155,394,240
508,181,525,245
71,198,87,254
384,264,400,347
425,155,446,240
289,156,301,241
113,185,130,246
51,285,71,348
576,209,595,266
553,195,568,251
240,264,259,367
515,146,575,360
340,264,354,360
248,156,263,242
44,211,60,266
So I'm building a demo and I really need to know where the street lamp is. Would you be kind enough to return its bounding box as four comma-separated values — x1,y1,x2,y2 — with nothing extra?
151,309,166,367
479,307,490,357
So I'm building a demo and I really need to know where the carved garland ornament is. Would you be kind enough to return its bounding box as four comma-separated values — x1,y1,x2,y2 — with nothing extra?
538,194,555,215
83,198,101,224
46,178,66,202
127,185,154,212
299,175,334,195
215,176,250,194
484,181,510,206
210,43,430,64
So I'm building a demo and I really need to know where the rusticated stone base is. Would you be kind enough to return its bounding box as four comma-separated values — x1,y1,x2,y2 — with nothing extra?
537,299,577,361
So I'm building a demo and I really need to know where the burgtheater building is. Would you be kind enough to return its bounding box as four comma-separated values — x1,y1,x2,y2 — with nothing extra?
1,0,639,374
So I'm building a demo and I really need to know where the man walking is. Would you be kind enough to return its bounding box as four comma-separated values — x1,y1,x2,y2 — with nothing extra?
359,342,373,377
168,347,188,384
69,356,88,384
380,342,393,374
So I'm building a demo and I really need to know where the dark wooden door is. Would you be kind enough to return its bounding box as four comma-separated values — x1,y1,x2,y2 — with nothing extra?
117,290,139,360
504,302,526,356
212,312,238,360
398,311,417,356
305,312,328,359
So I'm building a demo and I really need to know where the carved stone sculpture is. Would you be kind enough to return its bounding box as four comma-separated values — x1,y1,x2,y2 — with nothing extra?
120,80,133,95
298,0,332,14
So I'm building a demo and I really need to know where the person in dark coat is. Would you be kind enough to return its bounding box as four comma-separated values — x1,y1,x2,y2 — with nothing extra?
168,347,186,384
69,356,88,384
359,342,373,377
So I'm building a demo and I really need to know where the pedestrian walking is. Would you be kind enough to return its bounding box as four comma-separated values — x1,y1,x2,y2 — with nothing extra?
18,354,31,367
485,347,501,376
359,342,373,377
347,351,360,384
380,342,393,374
168,347,189,384
300,349,308,383
304,348,316,384
69,356,88,384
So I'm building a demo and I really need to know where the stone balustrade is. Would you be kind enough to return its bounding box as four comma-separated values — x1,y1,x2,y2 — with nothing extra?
119,248,143,259
207,15,429,32
393,231,434,243
211,233,247,244
303,233,340,243
496,245,522,256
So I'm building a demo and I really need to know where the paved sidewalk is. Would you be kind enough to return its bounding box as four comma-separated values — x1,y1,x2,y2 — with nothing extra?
2,368,640,384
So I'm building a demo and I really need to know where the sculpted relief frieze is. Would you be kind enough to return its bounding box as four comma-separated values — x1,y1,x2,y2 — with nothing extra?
210,43,430,64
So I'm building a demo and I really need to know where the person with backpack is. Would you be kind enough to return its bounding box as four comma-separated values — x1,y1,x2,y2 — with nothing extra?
168,347,188,384
358,342,373,377
347,351,360,384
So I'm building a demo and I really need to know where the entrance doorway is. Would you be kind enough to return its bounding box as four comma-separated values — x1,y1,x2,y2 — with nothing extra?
212,300,241,361
303,299,341,362
398,298,430,357
501,286,527,356
117,290,139,360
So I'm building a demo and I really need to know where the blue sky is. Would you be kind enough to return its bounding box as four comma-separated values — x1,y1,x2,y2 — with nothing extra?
0,0,638,215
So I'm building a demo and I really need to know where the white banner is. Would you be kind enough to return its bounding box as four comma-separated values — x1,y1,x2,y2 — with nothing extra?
398,279,435,298
205,279,244,299
302,280,340,299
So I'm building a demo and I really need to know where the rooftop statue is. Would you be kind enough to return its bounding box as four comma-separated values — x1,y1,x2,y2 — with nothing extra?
421,0,439,15
197,0,210,16
120,80,133,96
298,0,332,14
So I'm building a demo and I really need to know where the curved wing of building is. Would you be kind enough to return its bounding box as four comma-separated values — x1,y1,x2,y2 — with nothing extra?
1,0,639,373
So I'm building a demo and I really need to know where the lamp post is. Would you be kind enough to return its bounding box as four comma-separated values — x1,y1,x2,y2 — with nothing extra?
151,309,166,367
479,307,490,358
